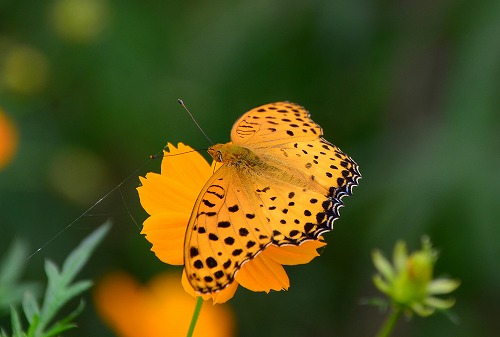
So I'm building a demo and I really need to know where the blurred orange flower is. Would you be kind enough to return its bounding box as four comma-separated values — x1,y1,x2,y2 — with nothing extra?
0,107,18,170
94,272,235,337
138,143,326,303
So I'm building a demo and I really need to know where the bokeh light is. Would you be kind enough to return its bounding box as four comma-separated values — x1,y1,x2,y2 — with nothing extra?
0,107,18,170
50,0,109,43
47,146,111,206
0,44,49,95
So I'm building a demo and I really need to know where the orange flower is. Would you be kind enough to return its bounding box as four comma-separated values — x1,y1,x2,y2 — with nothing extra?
138,143,326,304
94,272,235,337
0,108,18,170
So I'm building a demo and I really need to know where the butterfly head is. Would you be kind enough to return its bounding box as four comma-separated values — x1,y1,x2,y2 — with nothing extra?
207,143,226,162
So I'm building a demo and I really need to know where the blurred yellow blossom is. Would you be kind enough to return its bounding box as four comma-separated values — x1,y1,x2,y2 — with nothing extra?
94,271,235,337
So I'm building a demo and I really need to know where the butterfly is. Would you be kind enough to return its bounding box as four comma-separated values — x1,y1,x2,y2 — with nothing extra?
184,102,361,294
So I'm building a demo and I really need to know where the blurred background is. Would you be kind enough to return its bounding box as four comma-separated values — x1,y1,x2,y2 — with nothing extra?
1,0,499,336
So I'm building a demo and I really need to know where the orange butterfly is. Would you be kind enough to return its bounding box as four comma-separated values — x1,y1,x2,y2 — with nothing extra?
184,102,361,294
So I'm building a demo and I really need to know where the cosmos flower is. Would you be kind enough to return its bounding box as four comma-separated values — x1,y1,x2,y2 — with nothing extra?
93,271,235,337
372,237,460,317
138,143,326,303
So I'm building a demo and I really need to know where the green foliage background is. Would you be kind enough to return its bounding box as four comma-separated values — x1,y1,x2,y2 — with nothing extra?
1,0,499,336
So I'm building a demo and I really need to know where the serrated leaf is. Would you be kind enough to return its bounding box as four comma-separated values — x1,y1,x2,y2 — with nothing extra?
43,261,60,287
61,222,111,284
64,280,93,301
36,222,111,335
42,322,77,337
58,300,85,327
0,240,40,314
10,306,23,337
26,315,39,337
43,280,92,319
40,261,60,323
0,282,41,314
0,241,28,285
22,292,40,324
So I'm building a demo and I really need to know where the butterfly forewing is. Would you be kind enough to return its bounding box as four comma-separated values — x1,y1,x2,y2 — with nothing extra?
230,102,322,146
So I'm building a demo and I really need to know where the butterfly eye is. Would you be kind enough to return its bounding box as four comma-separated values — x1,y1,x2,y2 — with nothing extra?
217,151,223,162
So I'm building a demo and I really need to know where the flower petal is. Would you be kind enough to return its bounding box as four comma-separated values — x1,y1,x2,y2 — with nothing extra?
393,241,408,273
93,272,159,337
372,275,391,295
138,143,213,266
411,302,435,317
265,240,326,265
141,214,186,265
95,272,235,337
161,143,212,184
372,250,395,281
138,173,197,216
428,278,460,294
138,143,211,216
236,253,289,293
425,296,456,309
212,282,239,304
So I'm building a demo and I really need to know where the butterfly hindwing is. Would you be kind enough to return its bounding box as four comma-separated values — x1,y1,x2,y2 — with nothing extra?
255,139,361,199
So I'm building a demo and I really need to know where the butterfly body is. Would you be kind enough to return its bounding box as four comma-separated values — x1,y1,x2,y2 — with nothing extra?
208,143,261,168
209,143,305,186
184,102,361,294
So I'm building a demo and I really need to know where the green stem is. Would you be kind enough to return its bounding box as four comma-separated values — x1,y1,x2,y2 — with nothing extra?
375,307,402,337
186,297,203,337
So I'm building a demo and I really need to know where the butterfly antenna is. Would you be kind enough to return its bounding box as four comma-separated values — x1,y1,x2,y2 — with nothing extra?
178,99,214,145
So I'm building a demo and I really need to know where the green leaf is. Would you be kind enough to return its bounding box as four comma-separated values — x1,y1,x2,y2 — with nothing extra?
10,306,23,337
360,297,389,312
36,221,111,335
41,323,77,337
57,300,85,327
61,222,111,284
439,307,460,325
40,302,85,337
26,315,39,337
22,292,40,325
0,282,41,316
63,280,93,301
38,301,85,337
43,261,60,289
0,241,41,313
0,241,27,285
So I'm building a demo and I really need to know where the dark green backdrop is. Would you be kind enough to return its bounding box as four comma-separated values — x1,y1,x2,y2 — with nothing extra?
1,0,499,336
